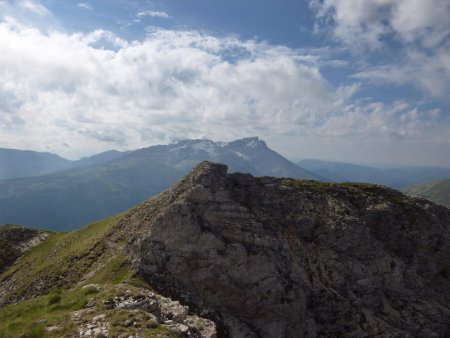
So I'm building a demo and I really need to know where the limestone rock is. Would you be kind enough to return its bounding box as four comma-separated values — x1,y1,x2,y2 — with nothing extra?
125,161,450,337
71,284,216,338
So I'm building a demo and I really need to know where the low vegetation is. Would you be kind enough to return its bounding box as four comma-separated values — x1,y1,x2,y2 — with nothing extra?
0,213,184,337
0,285,96,337
403,179,450,208
280,178,417,209
0,283,179,338
0,212,130,306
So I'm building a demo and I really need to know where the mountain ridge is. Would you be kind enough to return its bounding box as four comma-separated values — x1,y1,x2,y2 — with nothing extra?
403,179,450,208
0,148,128,181
1,161,449,337
0,138,318,229
0,148,73,180
299,158,450,188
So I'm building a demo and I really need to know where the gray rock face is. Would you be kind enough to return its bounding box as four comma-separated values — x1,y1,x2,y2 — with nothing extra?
125,161,450,337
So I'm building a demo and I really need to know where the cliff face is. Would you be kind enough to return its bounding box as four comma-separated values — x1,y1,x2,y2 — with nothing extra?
125,161,450,337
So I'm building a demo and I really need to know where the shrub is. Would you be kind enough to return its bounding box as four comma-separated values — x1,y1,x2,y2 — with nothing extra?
48,294,62,305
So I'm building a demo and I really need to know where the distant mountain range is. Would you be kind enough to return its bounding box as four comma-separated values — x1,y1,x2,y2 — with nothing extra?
0,148,72,180
298,159,450,189
2,141,449,230
0,148,127,180
402,179,450,208
0,137,318,229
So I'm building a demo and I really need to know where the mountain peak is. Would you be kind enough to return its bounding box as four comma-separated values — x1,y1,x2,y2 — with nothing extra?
0,138,319,229
171,138,215,146
126,166,450,337
226,136,266,149
187,161,228,187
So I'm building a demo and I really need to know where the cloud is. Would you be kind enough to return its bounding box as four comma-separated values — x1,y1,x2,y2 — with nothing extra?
77,128,127,145
353,47,450,98
311,0,450,49
0,18,448,165
137,11,170,19
17,0,49,16
310,0,450,100
77,3,93,11
317,100,449,143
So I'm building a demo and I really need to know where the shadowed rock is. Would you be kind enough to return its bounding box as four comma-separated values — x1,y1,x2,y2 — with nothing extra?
0,225,49,274
124,161,450,337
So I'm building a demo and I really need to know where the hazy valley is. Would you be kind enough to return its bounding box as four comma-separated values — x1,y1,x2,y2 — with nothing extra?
0,138,449,230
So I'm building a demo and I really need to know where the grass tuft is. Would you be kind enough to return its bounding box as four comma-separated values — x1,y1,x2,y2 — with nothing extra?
47,294,62,305
18,325,45,338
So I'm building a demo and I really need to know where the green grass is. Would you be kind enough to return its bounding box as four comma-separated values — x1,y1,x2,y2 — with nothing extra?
403,179,450,208
2,214,118,275
109,308,169,337
280,178,384,196
281,178,336,189
47,291,62,305
0,283,181,338
281,178,386,190
0,286,95,337
0,212,130,304
280,178,417,209
82,253,132,286
0,204,185,337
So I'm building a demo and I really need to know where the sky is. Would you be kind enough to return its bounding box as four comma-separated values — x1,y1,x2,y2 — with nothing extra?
0,0,449,166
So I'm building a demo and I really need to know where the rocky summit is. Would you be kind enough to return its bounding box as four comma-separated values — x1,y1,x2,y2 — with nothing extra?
125,161,450,337
0,161,449,337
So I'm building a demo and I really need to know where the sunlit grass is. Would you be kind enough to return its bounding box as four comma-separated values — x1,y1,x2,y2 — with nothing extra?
0,287,97,337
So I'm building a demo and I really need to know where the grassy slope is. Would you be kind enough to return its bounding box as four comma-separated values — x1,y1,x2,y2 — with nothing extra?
403,179,450,208
0,283,178,337
0,286,101,337
0,215,114,336
0,211,133,305
0,209,181,337
6,218,109,281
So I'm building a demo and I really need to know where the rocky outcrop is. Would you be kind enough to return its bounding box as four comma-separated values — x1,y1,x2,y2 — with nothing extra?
0,224,49,274
125,161,450,337
71,284,217,338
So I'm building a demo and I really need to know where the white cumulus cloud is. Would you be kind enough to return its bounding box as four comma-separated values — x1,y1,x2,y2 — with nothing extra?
137,11,170,19
311,0,450,100
0,17,448,165
18,0,50,16
311,0,450,48
77,3,93,11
